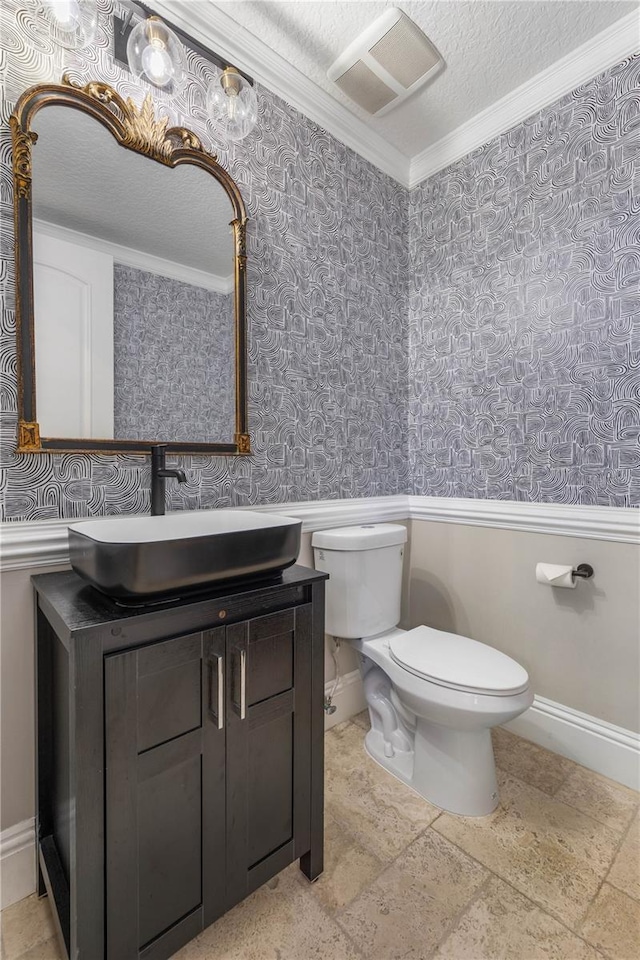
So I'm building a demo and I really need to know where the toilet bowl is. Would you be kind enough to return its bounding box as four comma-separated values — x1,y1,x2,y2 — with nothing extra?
312,523,533,817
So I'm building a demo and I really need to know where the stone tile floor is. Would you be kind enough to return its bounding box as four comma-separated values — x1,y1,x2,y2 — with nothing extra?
2,717,639,960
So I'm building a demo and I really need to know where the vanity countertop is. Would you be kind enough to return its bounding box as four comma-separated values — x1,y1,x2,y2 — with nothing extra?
32,564,328,648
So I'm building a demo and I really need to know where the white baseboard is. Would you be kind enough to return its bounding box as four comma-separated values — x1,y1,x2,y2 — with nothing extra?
324,669,367,731
505,696,640,792
0,818,35,910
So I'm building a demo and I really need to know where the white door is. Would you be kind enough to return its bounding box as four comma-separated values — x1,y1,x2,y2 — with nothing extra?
33,226,114,438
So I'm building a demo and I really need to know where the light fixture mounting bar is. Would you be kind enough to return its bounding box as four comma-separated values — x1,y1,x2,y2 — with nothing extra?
112,2,254,86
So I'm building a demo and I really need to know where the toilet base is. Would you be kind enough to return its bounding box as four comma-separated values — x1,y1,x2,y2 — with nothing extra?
363,720,499,817
363,727,415,788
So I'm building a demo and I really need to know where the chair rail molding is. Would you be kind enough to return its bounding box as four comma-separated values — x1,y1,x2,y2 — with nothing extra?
1,496,638,572
407,496,640,544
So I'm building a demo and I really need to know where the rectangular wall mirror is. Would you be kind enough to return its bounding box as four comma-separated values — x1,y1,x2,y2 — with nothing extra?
11,76,250,455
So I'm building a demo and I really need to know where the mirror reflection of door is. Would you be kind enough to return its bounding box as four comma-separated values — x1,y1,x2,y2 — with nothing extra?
34,228,114,439
30,103,236,445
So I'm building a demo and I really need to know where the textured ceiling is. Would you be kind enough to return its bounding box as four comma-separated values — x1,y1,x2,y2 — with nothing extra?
212,0,638,159
31,105,234,278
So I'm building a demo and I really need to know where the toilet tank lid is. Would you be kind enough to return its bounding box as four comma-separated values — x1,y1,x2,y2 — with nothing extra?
312,523,407,551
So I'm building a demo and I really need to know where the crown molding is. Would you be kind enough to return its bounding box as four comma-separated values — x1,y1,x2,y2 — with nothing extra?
150,0,410,187
408,9,640,188
152,3,639,191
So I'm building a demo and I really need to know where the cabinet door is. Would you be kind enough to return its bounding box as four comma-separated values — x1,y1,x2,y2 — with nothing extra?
225,605,312,906
105,629,226,960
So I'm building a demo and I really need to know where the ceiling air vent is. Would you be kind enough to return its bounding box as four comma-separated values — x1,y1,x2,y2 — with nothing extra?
328,7,443,116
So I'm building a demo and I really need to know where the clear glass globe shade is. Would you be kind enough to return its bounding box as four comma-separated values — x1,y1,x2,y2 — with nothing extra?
40,0,97,50
126,17,187,96
46,0,80,28
207,69,258,143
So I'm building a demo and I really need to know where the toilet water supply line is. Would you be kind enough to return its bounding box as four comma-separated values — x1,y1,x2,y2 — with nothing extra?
324,638,341,714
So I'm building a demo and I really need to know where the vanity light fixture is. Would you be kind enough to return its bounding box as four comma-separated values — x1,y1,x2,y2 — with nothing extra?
206,67,258,143
38,0,97,50
126,14,187,95
113,2,258,141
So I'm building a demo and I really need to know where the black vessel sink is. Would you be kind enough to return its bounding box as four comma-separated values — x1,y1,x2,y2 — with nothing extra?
68,510,302,599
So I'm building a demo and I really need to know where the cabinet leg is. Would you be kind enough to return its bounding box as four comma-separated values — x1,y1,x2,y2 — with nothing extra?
299,846,323,883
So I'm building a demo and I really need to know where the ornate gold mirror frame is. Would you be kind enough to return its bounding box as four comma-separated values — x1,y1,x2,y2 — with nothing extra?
10,75,250,455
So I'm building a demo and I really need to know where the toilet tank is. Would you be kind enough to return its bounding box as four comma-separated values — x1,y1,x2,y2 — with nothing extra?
312,524,407,638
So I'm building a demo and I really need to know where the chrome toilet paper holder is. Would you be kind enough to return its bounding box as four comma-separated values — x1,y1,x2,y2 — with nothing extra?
573,563,594,581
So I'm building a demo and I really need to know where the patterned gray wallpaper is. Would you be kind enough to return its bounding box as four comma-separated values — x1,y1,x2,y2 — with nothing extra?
408,55,640,507
113,265,235,443
0,0,409,520
1,2,638,520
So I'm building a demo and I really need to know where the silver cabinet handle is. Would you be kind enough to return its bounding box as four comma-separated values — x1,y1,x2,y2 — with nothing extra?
239,648,246,720
216,654,224,729
208,654,224,730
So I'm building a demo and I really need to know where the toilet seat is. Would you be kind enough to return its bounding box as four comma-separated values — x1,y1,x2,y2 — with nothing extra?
388,626,530,697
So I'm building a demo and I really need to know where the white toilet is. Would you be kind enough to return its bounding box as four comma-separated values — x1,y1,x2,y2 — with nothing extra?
312,523,533,816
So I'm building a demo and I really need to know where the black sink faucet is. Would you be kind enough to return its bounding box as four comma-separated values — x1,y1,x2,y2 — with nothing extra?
150,445,187,516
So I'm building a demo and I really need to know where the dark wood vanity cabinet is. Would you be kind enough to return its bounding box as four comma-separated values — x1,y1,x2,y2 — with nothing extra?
33,566,327,960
